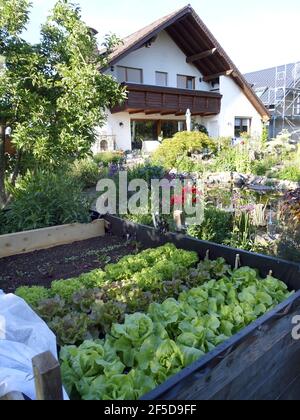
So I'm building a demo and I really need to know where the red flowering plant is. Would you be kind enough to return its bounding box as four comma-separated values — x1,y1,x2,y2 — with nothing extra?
170,184,203,207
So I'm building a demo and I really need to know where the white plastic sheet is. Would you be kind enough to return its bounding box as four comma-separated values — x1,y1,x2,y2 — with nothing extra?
0,291,61,400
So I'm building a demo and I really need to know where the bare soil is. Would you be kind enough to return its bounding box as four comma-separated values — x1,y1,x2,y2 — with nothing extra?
0,234,137,293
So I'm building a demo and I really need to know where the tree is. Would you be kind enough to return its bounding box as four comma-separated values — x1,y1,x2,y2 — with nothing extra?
0,0,126,208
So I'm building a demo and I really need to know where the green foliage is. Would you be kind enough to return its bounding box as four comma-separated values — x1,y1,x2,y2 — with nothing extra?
0,0,30,35
187,207,233,243
127,163,165,186
50,313,92,346
3,170,90,233
227,211,255,251
211,144,252,174
216,137,232,151
93,152,124,167
261,125,269,148
15,286,50,308
123,213,153,226
16,244,198,345
0,0,125,206
51,278,88,303
193,123,209,136
276,165,300,182
60,268,292,400
152,131,217,170
251,157,276,176
71,159,101,188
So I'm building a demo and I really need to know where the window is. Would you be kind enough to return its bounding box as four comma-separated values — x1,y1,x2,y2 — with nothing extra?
117,66,143,84
155,71,168,87
161,121,186,138
131,120,186,148
177,75,195,90
234,118,251,138
131,120,158,149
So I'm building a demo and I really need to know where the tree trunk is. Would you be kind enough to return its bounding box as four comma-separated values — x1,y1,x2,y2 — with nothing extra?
0,120,7,208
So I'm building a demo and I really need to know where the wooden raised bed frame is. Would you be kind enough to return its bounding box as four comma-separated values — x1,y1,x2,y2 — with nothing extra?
105,215,300,400
0,220,105,258
1,215,300,400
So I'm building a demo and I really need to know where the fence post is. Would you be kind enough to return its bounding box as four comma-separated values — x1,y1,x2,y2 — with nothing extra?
32,351,63,401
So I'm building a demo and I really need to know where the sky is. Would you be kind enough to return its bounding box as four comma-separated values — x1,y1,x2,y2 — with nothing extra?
22,0,300,73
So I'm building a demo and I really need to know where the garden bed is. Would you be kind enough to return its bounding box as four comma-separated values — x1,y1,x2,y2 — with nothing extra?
2,216,300,400
0,233,137,294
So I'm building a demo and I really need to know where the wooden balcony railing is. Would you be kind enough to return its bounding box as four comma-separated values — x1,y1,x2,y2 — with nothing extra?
112,83,222,116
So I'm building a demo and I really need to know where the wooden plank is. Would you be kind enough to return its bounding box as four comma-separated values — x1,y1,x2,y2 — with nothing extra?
0,219,105,258
210,327,300,400
278,374,300,400
0,392,25,400
186,48,217,63
32,352,63,401
248,344,300,400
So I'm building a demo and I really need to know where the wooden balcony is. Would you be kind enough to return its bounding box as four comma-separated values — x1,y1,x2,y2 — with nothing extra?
111,83,222,116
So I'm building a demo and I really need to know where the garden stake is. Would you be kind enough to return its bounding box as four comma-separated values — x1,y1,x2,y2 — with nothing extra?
235,254,241,270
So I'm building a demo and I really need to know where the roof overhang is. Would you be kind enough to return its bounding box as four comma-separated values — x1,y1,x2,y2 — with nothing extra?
108,5,270,120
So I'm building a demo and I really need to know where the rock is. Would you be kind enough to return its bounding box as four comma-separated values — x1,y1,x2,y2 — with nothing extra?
232,172,247,187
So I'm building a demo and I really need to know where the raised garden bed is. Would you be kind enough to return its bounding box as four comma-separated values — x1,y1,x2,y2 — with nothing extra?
0,232,137,294
1,215,300,400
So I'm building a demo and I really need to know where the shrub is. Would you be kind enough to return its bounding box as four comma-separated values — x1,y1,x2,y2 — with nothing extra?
94,152,124,167
127,163,165,186
215,137,232,151
187,207,233,244
212,144,251,174
277,166,300,182
15,286,50,309
251,157,277,176
71,159,101,188
152,131,217,170
193,123,209,135
4,170,90,234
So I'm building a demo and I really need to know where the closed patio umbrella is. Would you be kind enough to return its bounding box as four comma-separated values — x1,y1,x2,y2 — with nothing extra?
186,108,192,132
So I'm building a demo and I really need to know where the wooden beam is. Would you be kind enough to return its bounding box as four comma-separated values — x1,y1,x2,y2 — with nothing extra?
129,109,144,115
203,70,234,82
160,110,176,116
145,110,161,115
186,48,217,63
175,112,186,116
32,352,63,401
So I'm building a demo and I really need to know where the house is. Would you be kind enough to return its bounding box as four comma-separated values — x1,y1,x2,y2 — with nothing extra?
244,62,300,140
95,4,269,152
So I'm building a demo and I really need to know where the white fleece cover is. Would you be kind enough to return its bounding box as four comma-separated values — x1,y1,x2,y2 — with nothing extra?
0,290,65,400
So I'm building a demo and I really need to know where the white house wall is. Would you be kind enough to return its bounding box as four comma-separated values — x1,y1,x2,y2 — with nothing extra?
107,31,212,92
94,111,131,152
96,31,264,150
208,76,262,138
